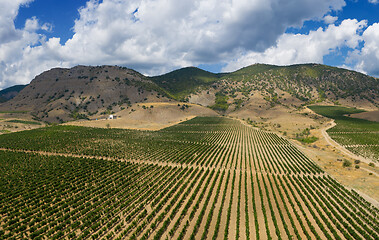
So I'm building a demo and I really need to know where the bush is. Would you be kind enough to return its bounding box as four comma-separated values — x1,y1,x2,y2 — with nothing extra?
369,162,375,167
355,165,360,169
343,159,352,167
296,136,318,144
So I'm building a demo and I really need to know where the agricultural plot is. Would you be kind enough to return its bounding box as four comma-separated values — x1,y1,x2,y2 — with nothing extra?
309,105,379,161
0,117,378,240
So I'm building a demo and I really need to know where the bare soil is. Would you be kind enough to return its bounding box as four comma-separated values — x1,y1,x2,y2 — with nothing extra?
349,110,379,122
65,102,218,130
188,89,216,107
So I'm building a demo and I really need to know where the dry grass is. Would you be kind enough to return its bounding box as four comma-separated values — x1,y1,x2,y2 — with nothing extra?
65,102,218,130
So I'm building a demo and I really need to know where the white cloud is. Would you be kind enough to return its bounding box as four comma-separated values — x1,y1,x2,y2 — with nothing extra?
41,23,53,32
323,15,338,24
223,19,367,72
0,0,348,88
349,23,379,76
61,0,347,69
368,0,378,4
0,0,33,44
0,0,63,89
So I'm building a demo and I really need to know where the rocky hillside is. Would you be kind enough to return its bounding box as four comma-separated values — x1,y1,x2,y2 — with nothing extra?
222,64,378,106
1,63,378,123
0,66,169,122
154,64,378,111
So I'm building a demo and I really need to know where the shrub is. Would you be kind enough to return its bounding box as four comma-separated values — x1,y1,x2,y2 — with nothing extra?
296,136,318,144
343,159,352,167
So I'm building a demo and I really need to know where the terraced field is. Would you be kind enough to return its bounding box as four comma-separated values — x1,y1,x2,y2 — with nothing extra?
0,117,378,240
309,105,379,161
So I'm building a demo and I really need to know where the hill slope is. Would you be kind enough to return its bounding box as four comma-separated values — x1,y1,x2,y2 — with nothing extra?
0,84,27,103
1,63,378,124
0,66,169,122
217,63,378,109
150,67,219,100
151,63,378,111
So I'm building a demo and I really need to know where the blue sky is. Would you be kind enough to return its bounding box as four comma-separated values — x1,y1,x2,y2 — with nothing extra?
14,0,88,44
0,0,378,89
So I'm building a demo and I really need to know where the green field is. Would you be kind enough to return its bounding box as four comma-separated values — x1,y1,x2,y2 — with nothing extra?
308,105,379,161
5,120,42,125
0,111,29,114
0,117,377,240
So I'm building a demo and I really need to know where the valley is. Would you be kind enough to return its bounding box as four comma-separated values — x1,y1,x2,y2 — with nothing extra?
0,63,378,240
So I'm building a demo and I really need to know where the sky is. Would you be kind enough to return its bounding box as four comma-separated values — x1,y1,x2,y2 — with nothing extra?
0,0,379,89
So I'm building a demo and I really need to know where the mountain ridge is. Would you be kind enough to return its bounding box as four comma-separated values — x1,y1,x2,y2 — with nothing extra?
0,84,28,103
0,63,377,123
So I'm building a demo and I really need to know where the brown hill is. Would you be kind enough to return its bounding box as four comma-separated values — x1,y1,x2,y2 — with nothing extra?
0,65,170,123
1,63,378,127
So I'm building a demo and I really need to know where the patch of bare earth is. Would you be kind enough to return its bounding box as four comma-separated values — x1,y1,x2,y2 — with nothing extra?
349,110,379,122
65,102,218,130
188,89,216,107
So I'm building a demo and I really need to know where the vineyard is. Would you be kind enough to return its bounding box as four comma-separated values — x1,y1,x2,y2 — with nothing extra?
309,105,379,161
0,117,378,240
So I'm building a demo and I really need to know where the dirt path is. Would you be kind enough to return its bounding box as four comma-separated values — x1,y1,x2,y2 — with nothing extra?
321,120,375,165
286,120,379,205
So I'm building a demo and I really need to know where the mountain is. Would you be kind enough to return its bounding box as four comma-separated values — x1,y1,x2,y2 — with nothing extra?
151,63,378,110
208,63,379,111
0,84,28,103
0,63,377,123
150,67,219,100
226,63,378,103
0,65,169,122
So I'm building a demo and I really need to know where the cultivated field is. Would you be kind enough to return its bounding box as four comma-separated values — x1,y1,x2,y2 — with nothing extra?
0,117,378,240
309,106,379,161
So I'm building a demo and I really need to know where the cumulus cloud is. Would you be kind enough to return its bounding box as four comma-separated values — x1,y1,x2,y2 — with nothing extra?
63,0,346,67
368,0,378,4
0,0,53,88
323,15,338,24
0,0,348,88
0,0,33,44
348,23,379,76
223,19,367,72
